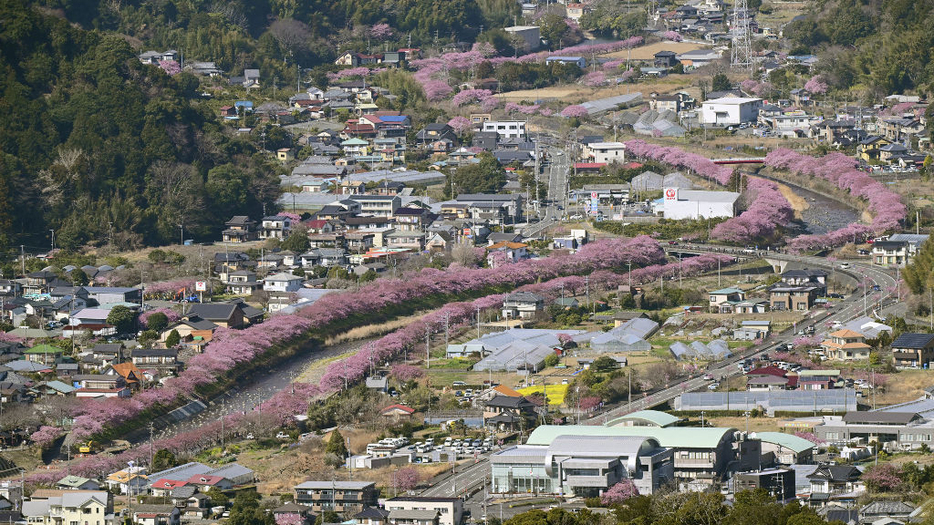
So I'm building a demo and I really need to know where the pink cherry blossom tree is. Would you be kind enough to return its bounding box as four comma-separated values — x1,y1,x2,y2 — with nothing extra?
862,463,901,492
32,426,63,448
561,105,588,118
447,116,472,135
662,31,682,42
391,467,421,491
804,75,828,94
391,364,424,381
368,23,393,40
158,60,180,76
602,479,639,505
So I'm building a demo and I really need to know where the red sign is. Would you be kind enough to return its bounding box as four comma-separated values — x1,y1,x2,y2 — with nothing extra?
665,188,677,200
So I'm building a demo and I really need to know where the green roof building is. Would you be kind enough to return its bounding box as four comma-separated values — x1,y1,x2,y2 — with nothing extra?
24,344,64,364
526,424,740,487
607,409,682,428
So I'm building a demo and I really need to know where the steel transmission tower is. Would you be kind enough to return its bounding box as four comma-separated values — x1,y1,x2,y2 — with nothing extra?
730,0,752,71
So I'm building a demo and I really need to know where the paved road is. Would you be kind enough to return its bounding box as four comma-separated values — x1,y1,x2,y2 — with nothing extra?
582,247,898,425
522,147,569,239
421,456,491,497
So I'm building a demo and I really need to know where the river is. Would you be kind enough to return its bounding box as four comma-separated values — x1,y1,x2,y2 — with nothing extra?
754,171,861,236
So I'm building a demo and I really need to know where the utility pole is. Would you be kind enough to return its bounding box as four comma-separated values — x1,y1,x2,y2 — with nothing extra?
148,422,154,467
426,326,431,369
20,245,25,278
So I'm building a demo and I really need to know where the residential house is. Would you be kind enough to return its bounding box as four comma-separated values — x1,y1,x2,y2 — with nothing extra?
130,348,178,371
807,465,862,496
820,330,871,361
858,136,891,162
797,370,841,391
341,138,370,158
355,507,391,525
654,51,679,68
587,142,626,164
24,271,57,294
486,242,528,266
301,248,347,268
83,286,142,306
781,269,828,292
226,270,259,295
769,285,819,311
222,216,257,243
184,475,233,492
860,501,915,524
878,143,909,164
483,395,537,432
72,374,129,398
481,121,527,140
501,292,544,320
454,194,524,225
24,345,63,365
348,194,401,217
745,367,793,391
133,505,181,525
22,491,112,525
380,404,416,420
293,481,378,514
56,476,100,491
708,288,745,313
416,124,457,146
891,333,934,368
385,498,464,525
872,240,911,267
107,362,146,388
186,304,245,329
260,216,292,240
263,272,303,293
160,316,217,347
105,469,148,495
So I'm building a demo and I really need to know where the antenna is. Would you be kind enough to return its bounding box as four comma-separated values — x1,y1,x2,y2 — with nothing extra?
730,0,752,72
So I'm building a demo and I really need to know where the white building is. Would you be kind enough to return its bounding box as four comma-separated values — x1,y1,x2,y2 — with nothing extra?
263,272,304,293
481,121,527,140
700,97,763,126
588,142,626,164
385,497,463,525
504,26,541,51
662,188,740,220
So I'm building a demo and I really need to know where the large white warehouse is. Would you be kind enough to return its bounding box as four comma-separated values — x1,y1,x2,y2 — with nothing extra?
700,97,763,126
662,187,740,220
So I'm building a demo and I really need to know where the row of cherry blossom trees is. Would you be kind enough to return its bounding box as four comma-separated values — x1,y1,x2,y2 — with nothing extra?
410,37,643,106
710,178,793,243
39,241,736,482
625,140,734,185
764,148,906,251
65,237,666,439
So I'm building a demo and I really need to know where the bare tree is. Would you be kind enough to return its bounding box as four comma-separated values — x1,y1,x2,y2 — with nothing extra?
269,19,312,63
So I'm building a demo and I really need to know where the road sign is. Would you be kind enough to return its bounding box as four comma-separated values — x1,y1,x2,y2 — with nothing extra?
195,281,207,292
